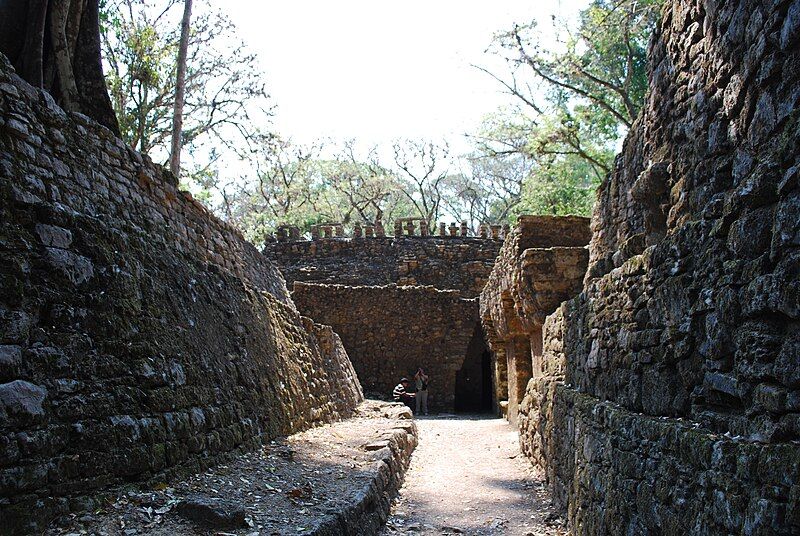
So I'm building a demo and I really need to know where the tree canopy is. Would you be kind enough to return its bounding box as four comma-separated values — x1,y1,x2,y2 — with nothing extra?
474,0,663,218
0,0,664,243
99,0,271,176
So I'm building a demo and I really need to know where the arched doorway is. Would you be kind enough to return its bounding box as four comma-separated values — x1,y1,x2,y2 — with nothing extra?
454,324,493,413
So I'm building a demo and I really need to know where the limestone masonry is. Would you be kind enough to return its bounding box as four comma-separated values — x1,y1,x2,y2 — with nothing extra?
481,0,800,534
0,54,362,534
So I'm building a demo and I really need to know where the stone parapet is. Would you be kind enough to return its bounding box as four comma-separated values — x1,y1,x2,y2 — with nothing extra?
273,219,510,242
515,215,592,250
266,236,504,298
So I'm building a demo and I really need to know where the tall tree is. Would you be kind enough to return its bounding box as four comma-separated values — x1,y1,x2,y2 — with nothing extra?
319,141,405,226
100,0,271,171
474,0,663,217
440,148,529,229
392,139,451,232
0,0,120,133
169,0,192,176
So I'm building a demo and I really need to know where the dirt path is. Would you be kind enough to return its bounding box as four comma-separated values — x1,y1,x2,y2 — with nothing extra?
383,415,566,536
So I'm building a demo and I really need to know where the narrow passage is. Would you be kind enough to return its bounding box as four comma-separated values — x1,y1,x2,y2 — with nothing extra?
383,416,565,536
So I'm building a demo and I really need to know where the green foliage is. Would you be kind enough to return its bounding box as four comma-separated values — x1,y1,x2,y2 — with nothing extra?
100,0,271,174
512,154,599,217
476,0,663,219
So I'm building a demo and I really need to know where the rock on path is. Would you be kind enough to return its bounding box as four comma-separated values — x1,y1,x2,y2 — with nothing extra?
383,415,566,536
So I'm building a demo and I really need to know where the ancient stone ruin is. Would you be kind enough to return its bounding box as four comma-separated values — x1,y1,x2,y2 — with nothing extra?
269,216,590,413
265,221,521,412
0,53,369,532
0,0,798,534
479,0,800,533
480,216,592,423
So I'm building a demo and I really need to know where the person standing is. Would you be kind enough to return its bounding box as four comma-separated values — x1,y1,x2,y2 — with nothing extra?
414,368,429,415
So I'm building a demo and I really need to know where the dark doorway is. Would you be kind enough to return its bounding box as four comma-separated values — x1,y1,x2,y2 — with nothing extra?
454,324,493,413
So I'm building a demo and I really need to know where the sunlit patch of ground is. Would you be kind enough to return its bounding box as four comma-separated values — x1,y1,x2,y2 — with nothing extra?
383,415,566,536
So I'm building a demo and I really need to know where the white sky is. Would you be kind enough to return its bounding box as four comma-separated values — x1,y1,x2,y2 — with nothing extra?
223,0,583,155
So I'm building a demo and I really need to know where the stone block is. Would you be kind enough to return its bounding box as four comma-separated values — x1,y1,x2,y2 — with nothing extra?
44,248,94,285
0,381,47,426
0,345,22,380
175,495,248,529
34,224,72,249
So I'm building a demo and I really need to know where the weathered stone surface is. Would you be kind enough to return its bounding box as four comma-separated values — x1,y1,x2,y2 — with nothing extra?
266,235,504,298
0,380,46,425
0,345,22,380
267,228,521,415
34,223,72,249
174,495,248,529
292,282,481,412
483,0,800,533
520,384,800,536
0,53,363,533
480,216,591,423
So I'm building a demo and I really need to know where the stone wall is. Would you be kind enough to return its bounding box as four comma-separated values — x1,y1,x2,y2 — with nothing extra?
506,0,800,533
480,216,591,423
265,236,504,298
520,304,799,534
0,55,363,533
292,282,482,412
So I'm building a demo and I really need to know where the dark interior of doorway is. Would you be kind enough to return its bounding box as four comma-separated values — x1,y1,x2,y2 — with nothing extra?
454,323,493,413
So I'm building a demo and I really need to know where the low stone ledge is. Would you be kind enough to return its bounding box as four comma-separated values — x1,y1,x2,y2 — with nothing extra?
45,400,417,536
310,405,417,535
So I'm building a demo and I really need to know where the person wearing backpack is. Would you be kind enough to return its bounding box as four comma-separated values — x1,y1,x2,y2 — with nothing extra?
414,368,429,415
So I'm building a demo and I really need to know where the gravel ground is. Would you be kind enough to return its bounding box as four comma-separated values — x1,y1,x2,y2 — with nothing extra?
46,401,412,536
382,415,566,536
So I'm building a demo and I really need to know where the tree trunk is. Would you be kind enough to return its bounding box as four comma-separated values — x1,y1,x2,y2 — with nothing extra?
20,0,47,86
170,0,193,177
49,0,80,111
73,0,119,134
0,0,120,135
